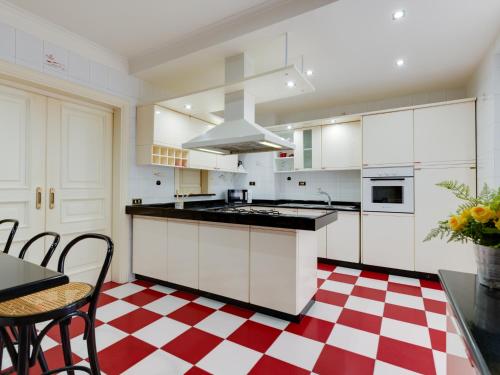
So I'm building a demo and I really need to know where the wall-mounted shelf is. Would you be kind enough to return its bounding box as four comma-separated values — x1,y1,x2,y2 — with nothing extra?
150,145,188,168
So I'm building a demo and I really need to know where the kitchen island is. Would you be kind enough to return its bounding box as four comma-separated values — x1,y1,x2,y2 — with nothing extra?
126,201,337,321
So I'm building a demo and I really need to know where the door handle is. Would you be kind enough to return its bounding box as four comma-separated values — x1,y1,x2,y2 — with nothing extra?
49,188,55,209
36,187,42,209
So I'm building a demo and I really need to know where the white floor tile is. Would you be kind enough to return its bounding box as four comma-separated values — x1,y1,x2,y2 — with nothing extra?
249,313,289,330
195,311,246,338
1,347,12,370
317,270,331,279
321,280,355,295
143,295,190,316
426,311,447,331
421,287,447,302
305,301,342,323
374,360,420,375
150,284,176,295
385,291,425,310
96,299,138,322
388,275,420,287
433,350,447,375
122,349,191,375
333,266,362,276
41,335,59,351
356,277,389,291
194,296,225,310
267,331,324,370
381,318,431,348
446,333,468,358
104,283,145,299
197,340,262,375
345,295,385,316
70,324,127,359
327,323,380,359
133,317,190,348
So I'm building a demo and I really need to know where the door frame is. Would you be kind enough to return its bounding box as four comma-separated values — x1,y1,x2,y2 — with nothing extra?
0,59,132,283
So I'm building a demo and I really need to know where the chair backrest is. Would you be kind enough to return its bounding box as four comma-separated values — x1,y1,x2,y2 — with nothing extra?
18,231,60,267
0,219,19,254
57,233,113,318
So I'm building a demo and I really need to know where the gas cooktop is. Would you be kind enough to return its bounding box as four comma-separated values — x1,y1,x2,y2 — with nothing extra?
207,206,281,216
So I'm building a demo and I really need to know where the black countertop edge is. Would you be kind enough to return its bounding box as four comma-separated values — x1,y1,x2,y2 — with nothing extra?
438,270,494,375
173,193,216,198
125,204,338,231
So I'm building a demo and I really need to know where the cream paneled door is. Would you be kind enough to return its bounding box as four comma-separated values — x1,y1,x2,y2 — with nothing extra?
46,98,112,282
0,85,46,263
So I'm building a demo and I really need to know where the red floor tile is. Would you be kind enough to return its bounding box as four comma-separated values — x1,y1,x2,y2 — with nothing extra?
317,262,335,272
377,336,436,375
123,289,165,306
101,281,121,292
387,282,423,297
220,303,255,319
315,289,349,307
96,293,117,307
337,308,382,334
167,302,215,326
162,327,223,364
424,298,447,315
317,278,325,288
170,290,199,301
285,316,334,343
249,355,309,374
420,279,443,290
108,308,162,334
351,285,386,302
30,345,82,374
429,328,446,352
98,336,156,375
328,272,358,284
228,320,282,352
313,344,375,374
383,303,428,326
359,270,389,281
133,279,155,288
46,316,104,342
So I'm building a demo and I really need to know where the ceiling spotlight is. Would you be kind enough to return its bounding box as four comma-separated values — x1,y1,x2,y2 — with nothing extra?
306,69,314,77
392,9,405,20
396,59,405,67
184,104,192,110
330,119,336,124
286,80,296,88
287,125,292,130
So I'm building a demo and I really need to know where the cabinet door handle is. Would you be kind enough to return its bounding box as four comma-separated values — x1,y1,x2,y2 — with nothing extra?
36,187,42,209
49,188,55,209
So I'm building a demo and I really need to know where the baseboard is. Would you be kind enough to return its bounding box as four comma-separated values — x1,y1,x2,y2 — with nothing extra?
317,258,439,281
134,274,315,322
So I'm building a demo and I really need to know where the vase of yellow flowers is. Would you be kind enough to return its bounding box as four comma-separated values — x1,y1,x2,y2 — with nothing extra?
425,181,500,288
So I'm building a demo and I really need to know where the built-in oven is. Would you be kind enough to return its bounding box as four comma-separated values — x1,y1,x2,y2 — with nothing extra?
362,167,414,213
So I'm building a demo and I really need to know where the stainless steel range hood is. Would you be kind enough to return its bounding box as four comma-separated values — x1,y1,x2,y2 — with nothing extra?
182,54,295,154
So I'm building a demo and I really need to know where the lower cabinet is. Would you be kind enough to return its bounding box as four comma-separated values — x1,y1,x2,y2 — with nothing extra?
132,216,168,280
167,219,199,289
362,212,414,270
199,222,250,301
326,211,360,262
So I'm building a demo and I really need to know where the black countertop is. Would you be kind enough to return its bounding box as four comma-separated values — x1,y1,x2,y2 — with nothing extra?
125,199,340,231
439,270,500,375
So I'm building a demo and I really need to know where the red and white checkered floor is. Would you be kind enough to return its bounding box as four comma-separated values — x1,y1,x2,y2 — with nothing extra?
2,263,475,374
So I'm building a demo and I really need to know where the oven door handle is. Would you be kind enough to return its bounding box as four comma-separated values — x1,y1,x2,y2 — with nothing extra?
369,178,406,181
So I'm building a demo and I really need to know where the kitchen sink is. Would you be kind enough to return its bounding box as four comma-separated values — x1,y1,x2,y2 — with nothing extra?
278,203,357,210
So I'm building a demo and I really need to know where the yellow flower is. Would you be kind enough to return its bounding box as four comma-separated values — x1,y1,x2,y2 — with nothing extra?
449,215,467,231
470,206,495,224
460,209,471,220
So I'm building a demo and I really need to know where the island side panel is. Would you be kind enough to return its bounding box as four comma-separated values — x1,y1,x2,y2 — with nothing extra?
199,222,250,302
167,219,199,289
296,229,318,313
249,226,298,315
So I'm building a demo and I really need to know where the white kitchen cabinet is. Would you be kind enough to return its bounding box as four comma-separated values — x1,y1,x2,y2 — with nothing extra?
326,211,360,262
362,110,413,166
414,165,477,274
199,222,250,301
216,154,239,172
362,212,414,270
294,127,321,170
297,209,327,257
132,216,168,280
321,121,361,169
188,149,217,170
167,219,199,289
414,101,475,166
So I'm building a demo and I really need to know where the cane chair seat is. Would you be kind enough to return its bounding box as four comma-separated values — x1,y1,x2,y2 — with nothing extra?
0,282,92,318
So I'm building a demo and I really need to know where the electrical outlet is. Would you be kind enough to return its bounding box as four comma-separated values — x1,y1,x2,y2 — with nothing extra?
132,198,142,205
249,181,256,186
298,181,306,186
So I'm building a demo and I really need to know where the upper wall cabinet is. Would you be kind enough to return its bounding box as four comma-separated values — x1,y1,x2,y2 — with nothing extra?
294,127,321,170
321,121,361,170
362,110,413,167
414,101,475,166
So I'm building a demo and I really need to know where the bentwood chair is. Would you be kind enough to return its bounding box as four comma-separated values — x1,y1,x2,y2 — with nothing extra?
0,231,61,374
0,234,113,375
0,220,19,254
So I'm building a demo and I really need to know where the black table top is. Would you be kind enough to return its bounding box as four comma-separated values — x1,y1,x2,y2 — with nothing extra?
439,270,500,375
0,253,69,303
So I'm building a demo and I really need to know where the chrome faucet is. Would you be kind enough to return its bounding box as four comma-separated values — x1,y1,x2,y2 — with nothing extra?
318,188,332,206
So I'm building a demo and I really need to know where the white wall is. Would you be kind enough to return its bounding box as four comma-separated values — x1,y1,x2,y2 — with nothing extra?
235,152,277,200
467,33,500,188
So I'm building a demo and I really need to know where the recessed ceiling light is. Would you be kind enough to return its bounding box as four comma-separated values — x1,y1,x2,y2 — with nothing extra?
392,9,405,20
287,125,292,130
184,104,192,110
396,58,405,67
306,69,314,77
286,80,296,88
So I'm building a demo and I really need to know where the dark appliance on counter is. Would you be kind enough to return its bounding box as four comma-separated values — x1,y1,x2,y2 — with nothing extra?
226,189,249,204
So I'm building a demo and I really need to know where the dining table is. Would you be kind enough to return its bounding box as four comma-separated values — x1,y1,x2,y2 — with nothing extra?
0,252,69,375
